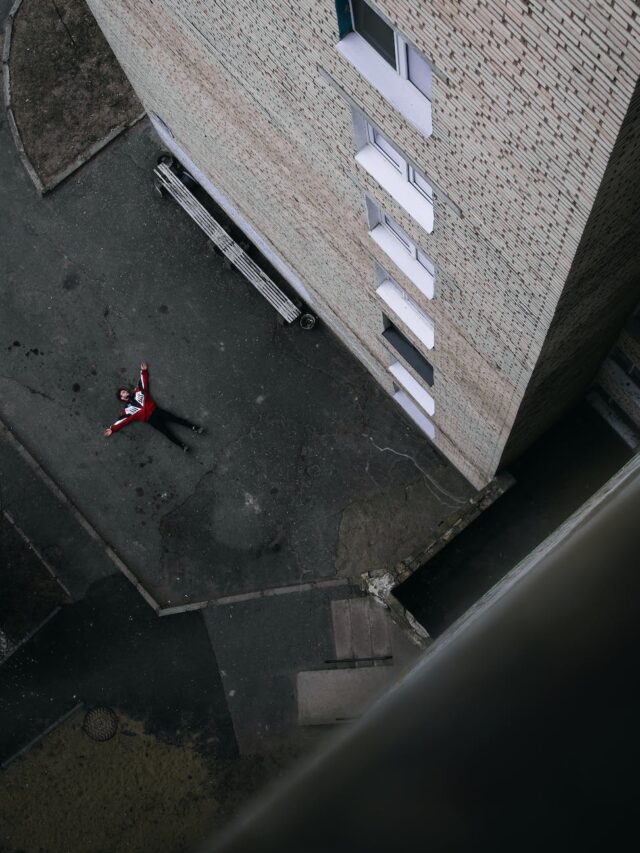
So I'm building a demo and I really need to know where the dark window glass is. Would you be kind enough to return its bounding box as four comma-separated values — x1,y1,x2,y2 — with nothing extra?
351,0,396,68
335,1,353,39
382,318,434,386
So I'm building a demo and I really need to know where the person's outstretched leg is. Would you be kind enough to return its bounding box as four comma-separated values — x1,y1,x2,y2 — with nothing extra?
157,408,203,433
148,410,188,450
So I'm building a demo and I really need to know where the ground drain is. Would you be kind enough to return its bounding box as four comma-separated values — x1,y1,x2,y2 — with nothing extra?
83,706,118,742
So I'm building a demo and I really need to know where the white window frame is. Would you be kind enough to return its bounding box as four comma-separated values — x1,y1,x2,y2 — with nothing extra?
367,124,403,172
389,361,435,416
336,1,433,137
393,387,436,439
366,200,435,299
382,212,413,249
376,279,434,350
366,124,433,204
356,122,434,232
348,1,433,100
394,33,432,101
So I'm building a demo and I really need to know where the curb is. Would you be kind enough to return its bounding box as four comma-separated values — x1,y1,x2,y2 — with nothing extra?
3,509,71,597
1,0,44,194
0,605,62,666
158,577,351,617
361,471,515,646
1,0,144,195
42,110,146,194
0,418,161,614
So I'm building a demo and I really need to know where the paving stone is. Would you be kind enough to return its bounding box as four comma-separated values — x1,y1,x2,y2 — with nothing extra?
330,599,353,661
297,667,397,725
368,599,392,659
349,598,373,661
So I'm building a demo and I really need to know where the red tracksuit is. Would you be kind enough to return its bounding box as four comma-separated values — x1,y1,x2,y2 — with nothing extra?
110,368,156,432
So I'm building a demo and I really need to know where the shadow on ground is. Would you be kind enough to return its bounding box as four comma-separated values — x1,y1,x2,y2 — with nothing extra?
395,401,633,635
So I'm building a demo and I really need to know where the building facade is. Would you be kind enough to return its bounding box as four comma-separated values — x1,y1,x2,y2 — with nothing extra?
86,0,640,488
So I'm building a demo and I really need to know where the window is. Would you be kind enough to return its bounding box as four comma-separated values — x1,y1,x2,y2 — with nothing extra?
380,212,433,273
382,316,434,386
356,122,434,232
365,197,434,299
376,280,434,349
393,387,436,440
389,361,435,416
383,212,413,249
335,1,433,137
351,0,395,67
369,125,404,171
350,0,432,98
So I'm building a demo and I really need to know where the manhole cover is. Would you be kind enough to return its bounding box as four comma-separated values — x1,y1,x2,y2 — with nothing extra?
83,706,118,742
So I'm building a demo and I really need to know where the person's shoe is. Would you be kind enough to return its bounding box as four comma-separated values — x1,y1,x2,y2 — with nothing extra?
192,425,205,435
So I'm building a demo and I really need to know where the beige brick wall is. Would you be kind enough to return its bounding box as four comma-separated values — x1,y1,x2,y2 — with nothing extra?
86,0,640,487
502,76,640,463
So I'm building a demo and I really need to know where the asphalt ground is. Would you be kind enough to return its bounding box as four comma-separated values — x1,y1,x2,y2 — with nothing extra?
0,109,472,607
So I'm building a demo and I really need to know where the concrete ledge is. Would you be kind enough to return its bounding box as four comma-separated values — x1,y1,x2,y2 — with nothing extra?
361,471,514,646
158,578,351,616
297,667,398,725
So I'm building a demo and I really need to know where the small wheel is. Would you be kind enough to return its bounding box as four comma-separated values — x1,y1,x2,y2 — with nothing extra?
299,313,317,330
156,151,174,168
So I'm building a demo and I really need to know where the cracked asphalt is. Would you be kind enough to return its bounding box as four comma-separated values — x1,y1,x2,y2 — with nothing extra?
0,114,473,607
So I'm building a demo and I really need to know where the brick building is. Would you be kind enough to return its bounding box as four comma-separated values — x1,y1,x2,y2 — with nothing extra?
86,0,640,488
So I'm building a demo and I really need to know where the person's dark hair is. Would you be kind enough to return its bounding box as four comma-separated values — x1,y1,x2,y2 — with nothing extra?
116,387,129,401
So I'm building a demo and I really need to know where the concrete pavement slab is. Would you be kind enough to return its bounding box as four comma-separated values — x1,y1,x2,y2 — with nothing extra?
297,667,398,725
203,585,362,755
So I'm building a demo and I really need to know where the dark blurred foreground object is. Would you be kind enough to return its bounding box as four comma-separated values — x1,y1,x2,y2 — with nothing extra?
206,454,640,853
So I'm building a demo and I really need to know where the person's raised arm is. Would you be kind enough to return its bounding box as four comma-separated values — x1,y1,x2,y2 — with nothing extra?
140,360,149,391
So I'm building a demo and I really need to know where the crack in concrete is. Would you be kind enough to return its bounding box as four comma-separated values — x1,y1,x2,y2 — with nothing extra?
363,457,384,491
157,465,216,525
363,435,467,507
0,374,54,402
